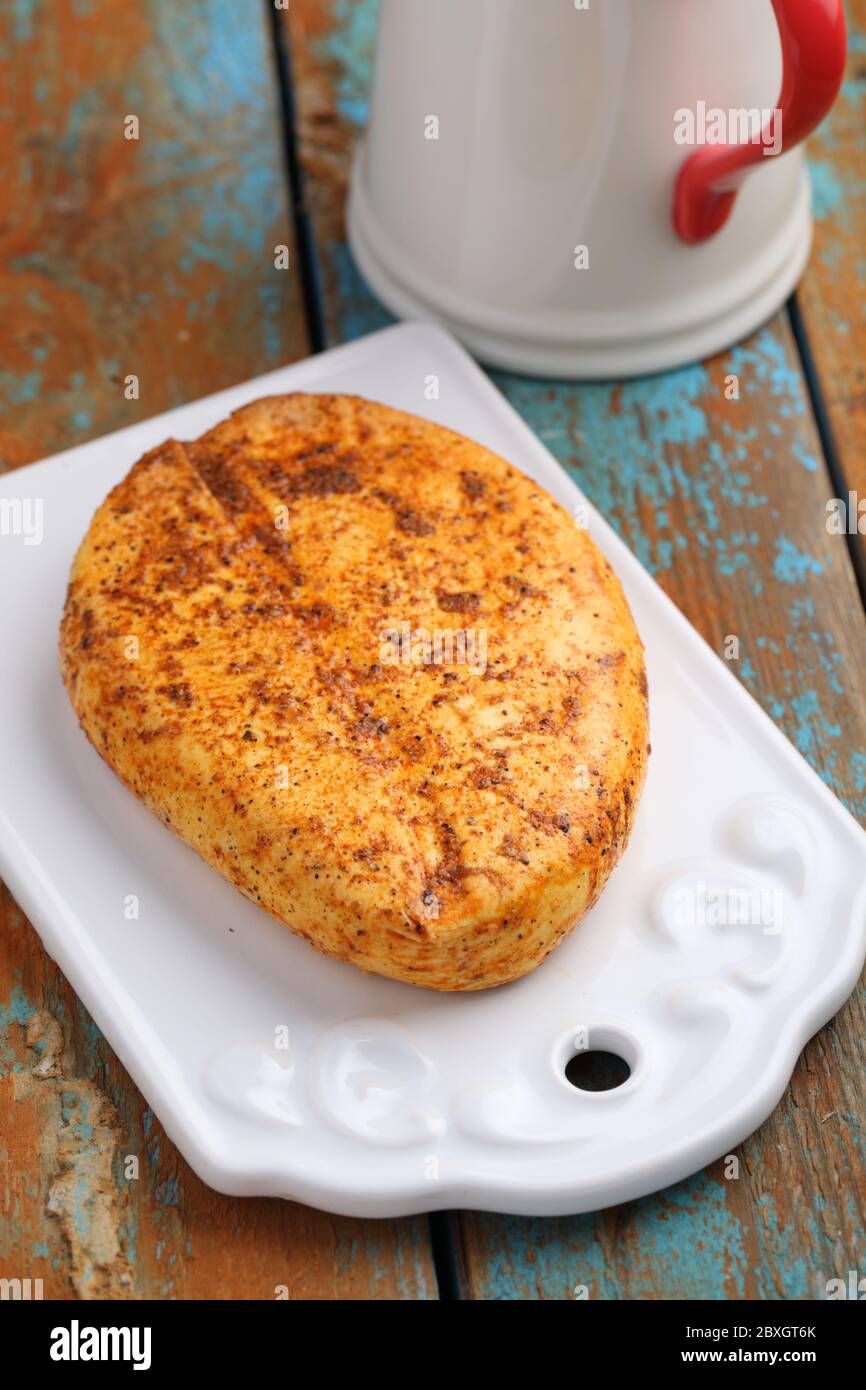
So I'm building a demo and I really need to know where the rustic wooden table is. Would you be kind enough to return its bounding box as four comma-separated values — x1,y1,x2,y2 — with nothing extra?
1,0,864,1300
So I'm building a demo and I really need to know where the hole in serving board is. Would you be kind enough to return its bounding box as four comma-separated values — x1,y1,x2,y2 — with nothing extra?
564,1049,631,1092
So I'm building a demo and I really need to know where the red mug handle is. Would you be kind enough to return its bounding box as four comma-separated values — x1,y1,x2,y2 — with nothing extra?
673,0,847,244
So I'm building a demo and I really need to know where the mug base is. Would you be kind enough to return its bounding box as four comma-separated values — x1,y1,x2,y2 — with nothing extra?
347,157,812,380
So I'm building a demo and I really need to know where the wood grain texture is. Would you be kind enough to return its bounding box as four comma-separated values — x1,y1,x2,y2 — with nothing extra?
0,885,437,1299
0,0,437,1300
798,0,866,578
287,0,866,1299
0,0,308,471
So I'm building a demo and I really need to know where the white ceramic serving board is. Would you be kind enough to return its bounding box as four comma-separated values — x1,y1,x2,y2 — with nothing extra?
1,323,864,1218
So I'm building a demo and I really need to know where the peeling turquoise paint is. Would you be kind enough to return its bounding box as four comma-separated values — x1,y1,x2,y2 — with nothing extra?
491,365,718,578
0,983,36,1028
11,0,37,45
61,89,101,163
809,160,846,221
2,0,296,457
0,370,42,405
773,537,824,584
149,0,270,118
789,689,843,757
155,1172,180,1208
470,1157,841,1300
326,0,379,125
727,331,808,416
789,437,819,474
0,984,37,1070
466,1170,756,1300
329,242,392,345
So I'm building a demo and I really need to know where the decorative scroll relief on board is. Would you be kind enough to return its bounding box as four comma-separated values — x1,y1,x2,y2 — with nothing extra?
202,797,820,1147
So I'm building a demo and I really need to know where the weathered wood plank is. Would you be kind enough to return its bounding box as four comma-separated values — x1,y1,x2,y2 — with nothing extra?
287,0,866,1299
0,0,437,1300
0,0,309,470
457,1013,865,1300
0,885,437,1299
799,0,866,578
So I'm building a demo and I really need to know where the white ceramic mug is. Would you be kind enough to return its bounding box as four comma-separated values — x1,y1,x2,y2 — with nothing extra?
348,0,846,377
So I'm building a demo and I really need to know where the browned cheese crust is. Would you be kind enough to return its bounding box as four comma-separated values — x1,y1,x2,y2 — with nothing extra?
59,394,650,990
